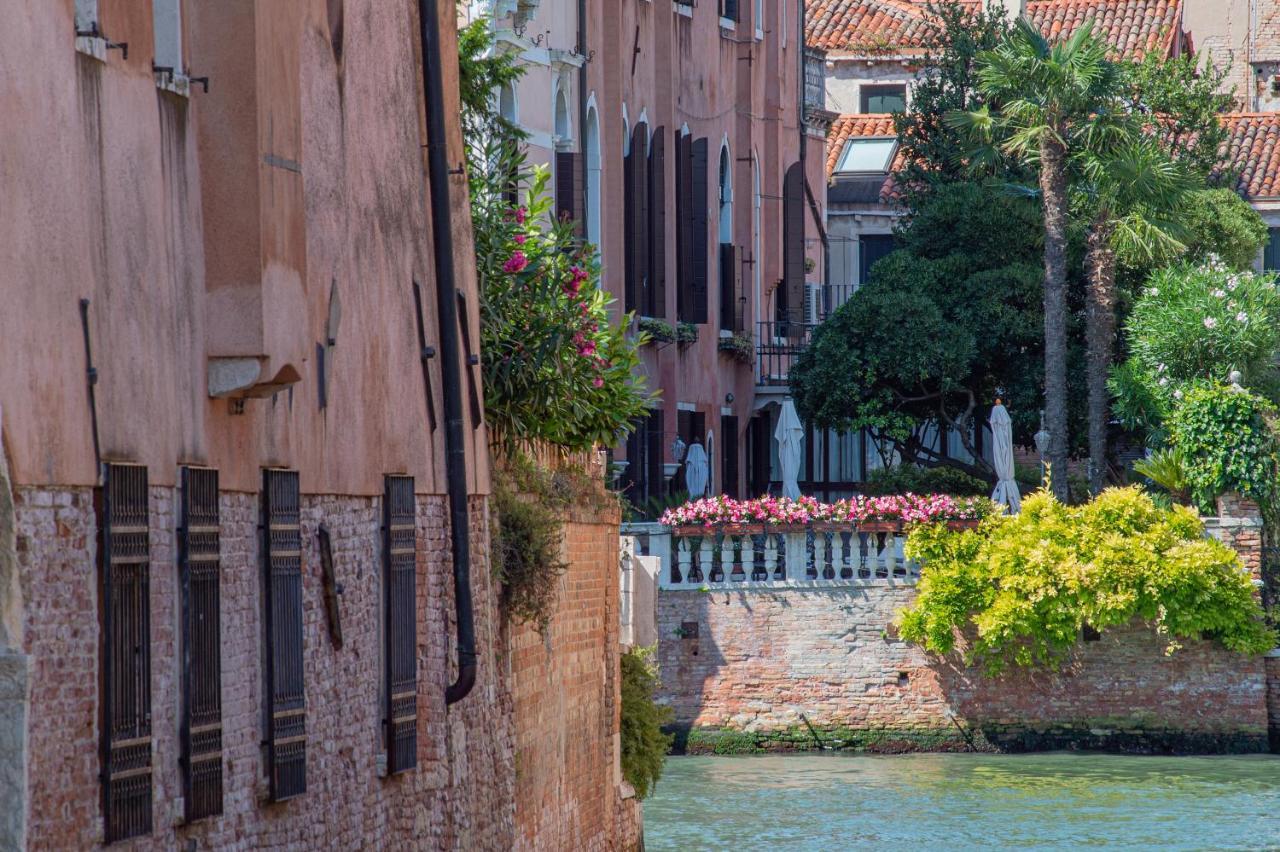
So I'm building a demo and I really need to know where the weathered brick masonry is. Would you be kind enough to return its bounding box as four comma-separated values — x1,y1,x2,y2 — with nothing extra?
509,502,641,851
14,486,516,850
658,507,1276,755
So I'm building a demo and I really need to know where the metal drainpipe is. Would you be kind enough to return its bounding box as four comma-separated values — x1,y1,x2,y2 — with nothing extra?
417,0,477,705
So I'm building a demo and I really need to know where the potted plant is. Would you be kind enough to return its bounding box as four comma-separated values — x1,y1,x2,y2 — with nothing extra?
637,317,677,344
676,322,698,345
717,332,754,364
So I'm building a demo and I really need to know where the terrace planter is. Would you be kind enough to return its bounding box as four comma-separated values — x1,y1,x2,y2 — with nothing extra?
945,519,982,531
720,524,767,536
858,520,903,534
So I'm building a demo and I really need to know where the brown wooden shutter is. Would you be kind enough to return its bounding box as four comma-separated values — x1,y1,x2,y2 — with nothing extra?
99,463,153,843
676,132,693,321
631,125,651,317
646,408,666,502
624,146,636,313
179,466,223,822
782,161,806,336
383,475,417,774
555,151,582,236
689,137,710,325
263,469,306,802
719,243,738,332
721,415,740,498
649,128,667,318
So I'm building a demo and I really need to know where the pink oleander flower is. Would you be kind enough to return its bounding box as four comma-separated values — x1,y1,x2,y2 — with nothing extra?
593,376,604,388
514,234,527,245
503,251,528,274
579,340,597,356
513,206,528,224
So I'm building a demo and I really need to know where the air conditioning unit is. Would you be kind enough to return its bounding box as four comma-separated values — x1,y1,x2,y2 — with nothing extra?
803,282,823,324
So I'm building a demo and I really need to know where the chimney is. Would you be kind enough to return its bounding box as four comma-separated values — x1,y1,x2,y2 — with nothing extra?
985,0,1027,19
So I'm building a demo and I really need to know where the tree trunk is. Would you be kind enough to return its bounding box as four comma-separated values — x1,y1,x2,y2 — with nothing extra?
1040,135,1071,502
1085,211,1117,496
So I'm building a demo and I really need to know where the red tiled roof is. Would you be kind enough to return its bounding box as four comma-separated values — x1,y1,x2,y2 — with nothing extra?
825,114,903,200
806,0,1183,60
1221,113,1280,200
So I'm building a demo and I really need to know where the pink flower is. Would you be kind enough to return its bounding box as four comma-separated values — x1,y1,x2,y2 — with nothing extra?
513,206,527,224
579,340,597,356
593,377,604,388
503,251,528,274
514,234,527,245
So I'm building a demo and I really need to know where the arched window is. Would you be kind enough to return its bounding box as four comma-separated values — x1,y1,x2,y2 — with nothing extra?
584,104,602,247
498,82,518,126
718,144,733,244
554,86,572,147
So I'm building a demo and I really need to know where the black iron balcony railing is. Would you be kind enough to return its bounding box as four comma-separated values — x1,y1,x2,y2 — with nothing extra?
756,320,817,387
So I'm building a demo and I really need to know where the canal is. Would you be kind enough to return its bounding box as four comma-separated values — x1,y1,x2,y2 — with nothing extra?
644,753,1280,850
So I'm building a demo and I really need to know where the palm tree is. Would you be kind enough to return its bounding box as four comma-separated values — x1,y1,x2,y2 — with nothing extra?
1076,137,1192,494
950,20,1118,501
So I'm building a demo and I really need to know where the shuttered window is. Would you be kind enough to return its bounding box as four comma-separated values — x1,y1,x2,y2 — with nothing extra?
623,408,666,506
179,466,223,821
383,475,418,774
555,151,583,237
677,135,709,324
721,415,740,498
625,125,651,315
99,463,153,842
719,243,739,332
782,161,806,335
262,469,306,801
721,0,739,21
648,128,667,318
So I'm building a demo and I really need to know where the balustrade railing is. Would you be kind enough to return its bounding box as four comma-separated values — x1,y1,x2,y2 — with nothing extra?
623,522,921,589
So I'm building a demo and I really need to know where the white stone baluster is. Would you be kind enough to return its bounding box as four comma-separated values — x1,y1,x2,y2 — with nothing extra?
721,533,736,581
743,533,757,581
876,533,891,578
698,536,714,583
785,531,808,579
676,537,692,586
764,533,779,580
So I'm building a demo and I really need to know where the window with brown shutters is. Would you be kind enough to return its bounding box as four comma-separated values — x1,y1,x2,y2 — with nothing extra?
675,131,691,321
98,462,153,843
689,137,709,324
719,243,740,332
721,415,740,498
554,151,583,237
179,466,223,822
625,125,651,315
262,468,305,802
782,161,806,336
648,127,667,318
383,475,417,775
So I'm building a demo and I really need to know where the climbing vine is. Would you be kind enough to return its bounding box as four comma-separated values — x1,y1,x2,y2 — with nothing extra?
899,488,1274,675
619,646,673,799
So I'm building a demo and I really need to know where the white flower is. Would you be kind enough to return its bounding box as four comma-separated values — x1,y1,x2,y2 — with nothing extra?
1145,287,1159,297
1237,311,1248,322
1156,363,1167,373
1158,377,1169,386
1174,389,1184,400
1204,317,1218,329
1227,276,1240,291
1212,289,1227,298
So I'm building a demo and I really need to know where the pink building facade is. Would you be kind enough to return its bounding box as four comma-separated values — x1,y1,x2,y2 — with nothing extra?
475,0,831,506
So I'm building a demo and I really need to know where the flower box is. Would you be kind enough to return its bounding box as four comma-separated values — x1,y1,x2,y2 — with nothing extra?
720,524,766,536
858,520,903,533
945,519,982,531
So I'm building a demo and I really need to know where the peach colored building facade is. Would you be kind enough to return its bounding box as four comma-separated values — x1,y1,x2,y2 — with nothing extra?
0,2,635,850
474,0,830,504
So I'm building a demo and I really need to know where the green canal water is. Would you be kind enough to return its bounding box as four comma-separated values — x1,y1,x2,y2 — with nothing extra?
644,753,1280,850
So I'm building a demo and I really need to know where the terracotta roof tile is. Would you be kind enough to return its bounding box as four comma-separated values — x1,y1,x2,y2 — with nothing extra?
825,114,903,201
1221,113,1280,200
806,0,1183,60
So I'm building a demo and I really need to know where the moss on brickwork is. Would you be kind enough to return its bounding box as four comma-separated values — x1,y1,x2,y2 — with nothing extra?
670,722,1269,756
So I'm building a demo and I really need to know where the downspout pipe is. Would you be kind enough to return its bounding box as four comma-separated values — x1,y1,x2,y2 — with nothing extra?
417,0,477,705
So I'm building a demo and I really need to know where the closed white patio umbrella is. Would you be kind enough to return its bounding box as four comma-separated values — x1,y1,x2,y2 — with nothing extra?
775,400,804,500
684,441,709,498
990,401,1021,514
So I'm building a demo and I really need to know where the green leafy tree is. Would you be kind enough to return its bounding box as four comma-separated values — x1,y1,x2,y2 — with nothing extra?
790,183,1047,478
1176,188,1270,271
900,487,1275,674
1169,384,1280,516
951,20,1121,500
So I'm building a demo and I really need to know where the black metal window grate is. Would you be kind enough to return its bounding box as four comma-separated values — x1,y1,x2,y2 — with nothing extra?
99,463,154,842
179,466,223,821
383,476,418,774
263,469,306,801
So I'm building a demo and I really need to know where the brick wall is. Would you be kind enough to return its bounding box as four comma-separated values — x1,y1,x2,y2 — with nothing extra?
13,486,517,850
509,501,641,851
658,582,1271,753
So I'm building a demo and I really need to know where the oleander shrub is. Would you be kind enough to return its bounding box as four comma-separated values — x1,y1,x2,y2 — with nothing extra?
899,487,1274,674
620,646,673,799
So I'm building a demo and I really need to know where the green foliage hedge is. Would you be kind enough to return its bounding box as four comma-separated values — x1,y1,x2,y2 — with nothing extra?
1169,384,1280,516
620,647,673,799
863,465,992,497
899,487,1274,674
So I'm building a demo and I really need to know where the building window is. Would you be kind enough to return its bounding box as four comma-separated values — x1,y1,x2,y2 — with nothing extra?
835,138,897,175
75,0,100,35
1265,227,1280,271
720,0,738,22
383,476,418,775
859,234,896,285
179,466,223,822
624,408,666,507
754,0,764,37
676,134,710,324
584,106,602,247
99,463,154,842
153,0,183,73
625,123,651,314
860,84,906,114
262,469,306,802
